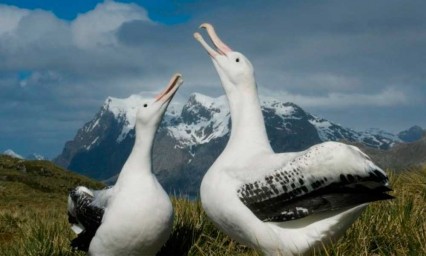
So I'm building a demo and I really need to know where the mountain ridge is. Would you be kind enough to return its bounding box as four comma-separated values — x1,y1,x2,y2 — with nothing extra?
54,92,420,195
2,149,46,161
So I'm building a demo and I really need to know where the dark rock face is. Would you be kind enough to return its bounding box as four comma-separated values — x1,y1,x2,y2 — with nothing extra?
262,103,322,152
181,95,213,124
54,93,400,196
398,125,425,143
54,106,117,168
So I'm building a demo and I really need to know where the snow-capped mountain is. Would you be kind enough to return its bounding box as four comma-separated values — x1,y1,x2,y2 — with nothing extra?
2,149,24,159
363,128,401,142
26,153,46,161
259,98,398,150
168,93,230,149
54,93,401,195
1,150,46,161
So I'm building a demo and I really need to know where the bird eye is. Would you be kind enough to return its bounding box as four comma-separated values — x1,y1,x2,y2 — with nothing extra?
143,104,148,108
236,58,240,63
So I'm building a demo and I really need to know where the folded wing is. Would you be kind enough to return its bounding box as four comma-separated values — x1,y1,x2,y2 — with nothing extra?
68,186,112,251
237,142,394,222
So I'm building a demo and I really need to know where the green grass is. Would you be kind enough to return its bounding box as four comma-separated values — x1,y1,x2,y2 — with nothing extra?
0,155,425,255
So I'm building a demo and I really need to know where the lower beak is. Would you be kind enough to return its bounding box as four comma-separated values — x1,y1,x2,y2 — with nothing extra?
155,73,183,102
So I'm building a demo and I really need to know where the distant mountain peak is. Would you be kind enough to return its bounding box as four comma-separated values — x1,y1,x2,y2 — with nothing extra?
103,94,184,143
363,128,402,144
26,153,46,161
188,93,228,108
398,125,424,143
106,95,141,143
2,149,24,159
260,98,300,118
1,150,45,160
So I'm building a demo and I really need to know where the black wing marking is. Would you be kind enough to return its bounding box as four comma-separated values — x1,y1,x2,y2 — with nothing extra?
238,167,393,222
68,187,105,252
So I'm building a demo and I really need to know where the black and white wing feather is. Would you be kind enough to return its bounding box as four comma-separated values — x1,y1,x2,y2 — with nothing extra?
237,142,394,222
67,186,113,251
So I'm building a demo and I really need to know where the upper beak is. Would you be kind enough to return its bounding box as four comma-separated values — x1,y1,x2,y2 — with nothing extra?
193,23,232,58
155,73,183,103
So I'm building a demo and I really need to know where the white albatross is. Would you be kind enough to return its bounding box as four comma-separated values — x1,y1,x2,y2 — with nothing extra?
67,73,183,256
194,24,393,255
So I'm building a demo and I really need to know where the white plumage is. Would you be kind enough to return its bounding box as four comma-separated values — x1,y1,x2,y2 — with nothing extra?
194,23,393,255
68,74,183,256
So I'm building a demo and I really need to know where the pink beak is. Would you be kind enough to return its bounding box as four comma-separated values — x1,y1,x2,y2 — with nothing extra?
194,23,232,58
155,73,182,102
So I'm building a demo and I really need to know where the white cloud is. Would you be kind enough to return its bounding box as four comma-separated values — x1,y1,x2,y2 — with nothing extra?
0,4,29,35
71,1,150,49
0,1,157,80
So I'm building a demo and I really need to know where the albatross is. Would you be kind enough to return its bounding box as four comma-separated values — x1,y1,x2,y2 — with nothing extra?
67,73,183,256
194,23,393,255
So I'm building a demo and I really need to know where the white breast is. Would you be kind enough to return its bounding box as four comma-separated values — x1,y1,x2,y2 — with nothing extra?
88,176,173,256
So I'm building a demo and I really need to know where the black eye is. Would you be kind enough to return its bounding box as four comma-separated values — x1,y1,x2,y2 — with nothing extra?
143,104,148,108
236,58,240,62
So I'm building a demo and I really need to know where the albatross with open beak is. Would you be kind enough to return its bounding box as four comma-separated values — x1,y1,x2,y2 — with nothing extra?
194,23,393,255
68,73,183,256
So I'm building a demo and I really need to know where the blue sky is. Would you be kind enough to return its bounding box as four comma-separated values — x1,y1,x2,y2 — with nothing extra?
0,0,425,158
0,0,191,22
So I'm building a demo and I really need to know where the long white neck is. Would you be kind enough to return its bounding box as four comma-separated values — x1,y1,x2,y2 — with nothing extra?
223,82,273,159
116,122,156,186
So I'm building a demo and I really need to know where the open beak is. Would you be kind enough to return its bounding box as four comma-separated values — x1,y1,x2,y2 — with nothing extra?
155,73,183,103
193,23,232,58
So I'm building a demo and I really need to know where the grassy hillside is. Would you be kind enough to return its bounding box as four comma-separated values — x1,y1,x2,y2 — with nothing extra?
0,155,425,255
0,155,104,256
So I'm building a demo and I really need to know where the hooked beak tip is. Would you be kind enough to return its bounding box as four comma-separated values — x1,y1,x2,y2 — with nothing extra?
200,23,211,29
155,73,183,102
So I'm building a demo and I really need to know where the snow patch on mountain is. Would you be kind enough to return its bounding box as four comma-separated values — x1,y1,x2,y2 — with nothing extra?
364,128,401,143
168,93,230,147
2,150,47,160
103,95,184,143
86,136,99,150
261,97,297,118
87,119,100,133
106,95,142,142
2,149,24,159
26,153,46,160
94,92,399,150
308,118,335,141
308,117,400,149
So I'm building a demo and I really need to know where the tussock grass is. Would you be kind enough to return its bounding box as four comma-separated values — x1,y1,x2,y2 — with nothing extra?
0,207,85,256
0,155,425,255
324,169,426,256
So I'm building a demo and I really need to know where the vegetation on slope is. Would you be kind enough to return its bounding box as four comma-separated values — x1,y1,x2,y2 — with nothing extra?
0,155,103,256
0,155,425,255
